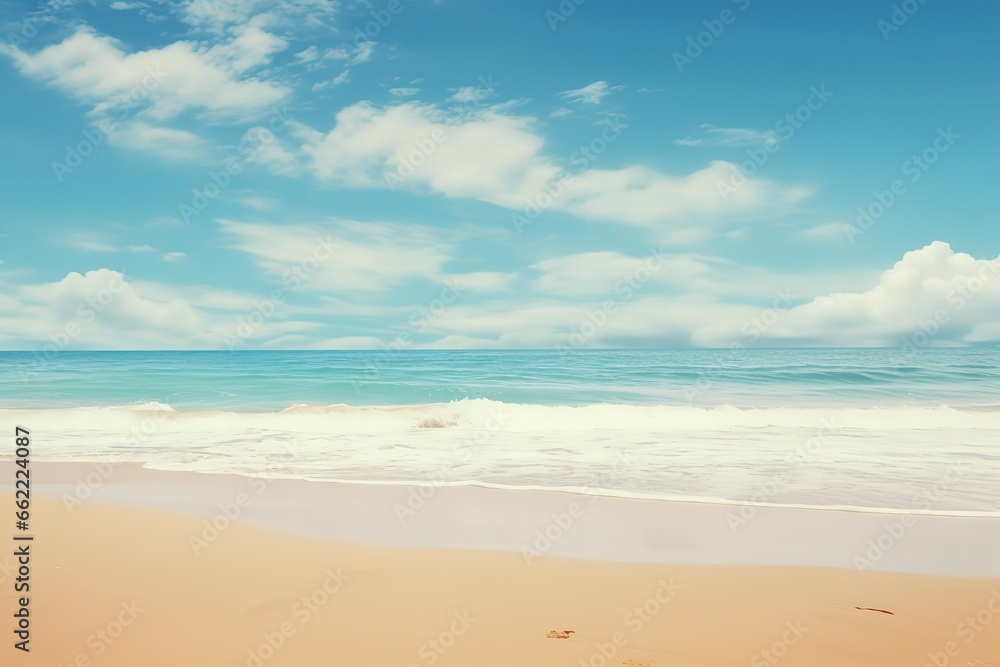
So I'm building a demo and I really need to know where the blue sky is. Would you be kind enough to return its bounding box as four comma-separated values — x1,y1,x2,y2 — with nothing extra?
1,0,999,349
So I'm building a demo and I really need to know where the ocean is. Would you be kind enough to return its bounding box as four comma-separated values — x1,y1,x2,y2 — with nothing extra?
1,348,998,513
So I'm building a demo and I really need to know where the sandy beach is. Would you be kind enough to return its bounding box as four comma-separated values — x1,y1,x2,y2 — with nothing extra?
0,462,997,666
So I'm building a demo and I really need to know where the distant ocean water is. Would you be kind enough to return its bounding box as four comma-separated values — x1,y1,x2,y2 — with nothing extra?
2,348,999,410
1,348,999,513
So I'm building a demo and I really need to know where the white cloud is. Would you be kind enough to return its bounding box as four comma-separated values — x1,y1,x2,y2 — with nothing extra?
410,296,746,349
0,267,358,350
219,218,450,292
312,69,349,92
531,251,711,296
351,40,375,64
181,0,258,31
162,252,187,262
389,87,420,97
559,81,623,105
242,126,302,174
446,272,516,292
675,124,779,148
3,26,290,129
72,241,165,254
449,86,493,103
5,269,217,349
549,107,573,118
700,242,1000,347
559,162,810,227
109,121,209,161
798,222,850,241
322,46,349,60
297,44,350,71
2,243,996,350
390,251,928,349
73,240,118,252
295,45,319,62
236,195,279,210
180,0,337,33
294,101,809,229
205,25,287,73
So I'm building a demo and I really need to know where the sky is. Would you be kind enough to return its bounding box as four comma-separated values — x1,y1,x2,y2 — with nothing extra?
1,0,998,350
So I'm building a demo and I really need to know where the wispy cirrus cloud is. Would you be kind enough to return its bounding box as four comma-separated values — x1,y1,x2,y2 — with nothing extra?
559,80,624,105
798,222,849,241
312,69,350,92
675,124,779,148
218,218,451,292
179,0,338,33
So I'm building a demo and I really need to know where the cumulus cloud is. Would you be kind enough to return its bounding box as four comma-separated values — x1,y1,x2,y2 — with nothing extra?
0,268,357,349
399,243,1000,350
284,101,809,229
2,243,996,350
5,269,215,349
1,25,290,160
2,27,289,122
695,242,1000,347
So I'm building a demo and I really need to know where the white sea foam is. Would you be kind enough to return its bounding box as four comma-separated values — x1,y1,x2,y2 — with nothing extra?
3,399,999,513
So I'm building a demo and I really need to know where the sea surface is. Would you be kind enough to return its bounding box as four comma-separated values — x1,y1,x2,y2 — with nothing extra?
1,348,998,513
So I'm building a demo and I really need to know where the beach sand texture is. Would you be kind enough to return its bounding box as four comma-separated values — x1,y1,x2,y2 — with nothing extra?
1,464,998,666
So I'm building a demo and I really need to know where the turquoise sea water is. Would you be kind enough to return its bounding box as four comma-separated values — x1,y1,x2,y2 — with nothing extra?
2,348,999,511
1,347,999,409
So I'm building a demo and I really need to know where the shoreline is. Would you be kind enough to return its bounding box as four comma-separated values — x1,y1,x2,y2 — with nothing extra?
5,462,1000,576
20,458,1000,518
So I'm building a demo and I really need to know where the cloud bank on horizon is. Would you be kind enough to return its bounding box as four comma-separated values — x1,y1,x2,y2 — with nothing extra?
0,0,997,350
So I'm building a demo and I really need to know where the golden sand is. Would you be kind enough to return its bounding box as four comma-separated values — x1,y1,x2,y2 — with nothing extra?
1,490,998,667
